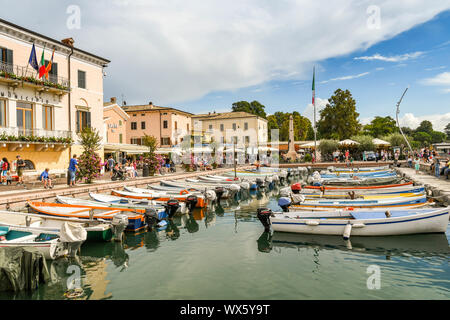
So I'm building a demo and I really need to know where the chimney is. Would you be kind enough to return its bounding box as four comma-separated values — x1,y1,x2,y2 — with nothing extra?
110,97,117,104
123,101,127,106
61,37,75,47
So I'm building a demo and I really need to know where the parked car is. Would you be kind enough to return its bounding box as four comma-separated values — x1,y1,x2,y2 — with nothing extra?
365,151,376,161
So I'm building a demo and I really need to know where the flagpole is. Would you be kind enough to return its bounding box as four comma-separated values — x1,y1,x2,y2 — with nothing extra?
313,66,317,162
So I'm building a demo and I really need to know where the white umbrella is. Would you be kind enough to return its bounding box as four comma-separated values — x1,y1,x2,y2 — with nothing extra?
300,141,317,148
372,138,391,146
339,139,360,146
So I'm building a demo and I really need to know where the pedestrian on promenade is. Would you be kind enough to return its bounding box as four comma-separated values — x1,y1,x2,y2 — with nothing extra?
107,155,115,177
433,152,440,178
394,151,399,167
16,155,25,186
414,156,420,174
1,157,9,185
68,154,78,187
407,154,413,168
39,168,53,189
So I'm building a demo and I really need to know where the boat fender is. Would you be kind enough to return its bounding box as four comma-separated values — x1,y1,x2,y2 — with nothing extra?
305,220,319,226
385,211,391,218
343,223,352,240
256,208,272,232
352,223,365,228
278,197,291,212
205,189,216,202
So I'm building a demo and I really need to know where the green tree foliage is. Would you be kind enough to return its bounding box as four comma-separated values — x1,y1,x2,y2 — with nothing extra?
76,127,102,184
318,139,339,159
363,116,397,138
142,134,158,154
401,126,414,136
413,131,432,147
415,120,433,134
445,123,450,140
231,100,267,119
382,132,407,148
351,135,375,153
317,89,361,140
430,130,446,144
267,111,313,141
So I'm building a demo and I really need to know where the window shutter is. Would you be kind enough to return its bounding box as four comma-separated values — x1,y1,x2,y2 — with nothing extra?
76,111,80,132
6,49,13,65
87,112,91,128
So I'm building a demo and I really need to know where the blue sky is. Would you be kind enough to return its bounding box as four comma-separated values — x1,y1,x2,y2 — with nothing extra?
180,10,450,130
1,1,449,130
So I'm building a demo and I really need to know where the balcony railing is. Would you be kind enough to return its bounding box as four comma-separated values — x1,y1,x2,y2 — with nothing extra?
0,61,70,92
0,127,73,144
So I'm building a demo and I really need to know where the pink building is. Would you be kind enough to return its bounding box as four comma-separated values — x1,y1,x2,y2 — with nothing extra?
103,97,129,144
122,102,192,147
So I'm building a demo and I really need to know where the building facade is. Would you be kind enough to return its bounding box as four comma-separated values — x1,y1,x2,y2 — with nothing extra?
103,97,129,144
0,19,109,173
122,102,192,148
192,111,268,147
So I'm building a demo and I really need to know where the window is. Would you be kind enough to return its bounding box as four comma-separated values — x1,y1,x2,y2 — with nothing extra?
232,136,238,144
133,114,137,117
220,124,224,131
119,134,123,144
141,121,145,129
76,110,91,132
0,47,13,72
119,120,122,126
187,123,189,131
163,120,168,129
232,123,236,131
44,60,58,83
131,122,137,130
77,70,86,89
244,122,248,131
209,124,213,131
42,106,53,130
175,121,178,130
0,100,6,127
141,114,145,116
131,138,142,145
220,136,224,144
161,137,170,146
245,136,250,144
16,102,33,134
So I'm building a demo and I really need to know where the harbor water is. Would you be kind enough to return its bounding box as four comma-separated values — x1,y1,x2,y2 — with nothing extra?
1,183,449,300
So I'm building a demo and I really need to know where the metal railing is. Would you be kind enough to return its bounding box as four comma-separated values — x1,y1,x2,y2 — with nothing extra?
0,61,70,90
0,127,72,140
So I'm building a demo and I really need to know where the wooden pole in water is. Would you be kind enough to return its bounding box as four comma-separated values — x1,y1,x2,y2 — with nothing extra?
395,87,413,153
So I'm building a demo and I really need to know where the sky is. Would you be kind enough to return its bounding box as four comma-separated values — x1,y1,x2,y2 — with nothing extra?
1,0,450,131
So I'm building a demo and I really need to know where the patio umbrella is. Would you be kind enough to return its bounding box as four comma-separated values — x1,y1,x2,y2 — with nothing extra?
339,139,360,146
372,138,391,146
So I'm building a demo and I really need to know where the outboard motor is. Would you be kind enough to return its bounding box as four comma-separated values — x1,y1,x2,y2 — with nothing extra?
144,208,159,230
111,214,129,242
279,174,285,184
215,186,225,203
186,195,198,212
291,183,302,194
278,197,291,212
256,177,265,189
164,199,180,218
257,208,273,232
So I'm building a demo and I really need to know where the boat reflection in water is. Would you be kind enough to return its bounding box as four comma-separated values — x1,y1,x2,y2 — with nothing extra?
257,231,450,258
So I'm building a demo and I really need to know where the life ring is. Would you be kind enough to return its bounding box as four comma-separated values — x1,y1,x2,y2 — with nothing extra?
179,189,189,195
345,207,354,211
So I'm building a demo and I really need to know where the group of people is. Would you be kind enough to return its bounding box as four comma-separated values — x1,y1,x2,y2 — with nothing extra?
407,150,450,179
0,155,26,186
105,155,138,180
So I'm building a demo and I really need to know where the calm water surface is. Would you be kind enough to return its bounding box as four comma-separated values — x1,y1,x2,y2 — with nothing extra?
2,183,449,300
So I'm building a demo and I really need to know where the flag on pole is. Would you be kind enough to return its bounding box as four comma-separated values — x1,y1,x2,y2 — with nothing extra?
38,47,46,79
44,49,55,80
312,66,315,105
28,43,39,73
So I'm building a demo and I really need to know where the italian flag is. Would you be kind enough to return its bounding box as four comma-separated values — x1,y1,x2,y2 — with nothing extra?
312,66,315,105
38,47,46,79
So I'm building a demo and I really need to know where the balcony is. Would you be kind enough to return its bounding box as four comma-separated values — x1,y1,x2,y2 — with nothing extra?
0,61,70,95
0,127,73,152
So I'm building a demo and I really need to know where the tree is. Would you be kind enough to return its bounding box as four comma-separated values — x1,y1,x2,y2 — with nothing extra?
267,111,313,141
76,127,102,184
383,132,406,148
445,123,450,140
363,116,397,138
232,100,267,119
318,139,339,161
416,120,433,135
401,126,414,136
267,115,279,141
413,131,432,147
317,89,361,140
430,130,446,144
352,135,375,152
142,134,158,154
142,134,162,176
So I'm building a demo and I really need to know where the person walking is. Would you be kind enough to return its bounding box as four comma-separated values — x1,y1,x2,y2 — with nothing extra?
16,155,25,186
1,158,9,185
107,155,115,178
434,152,440,178
68,154,78,187
414,156,421,174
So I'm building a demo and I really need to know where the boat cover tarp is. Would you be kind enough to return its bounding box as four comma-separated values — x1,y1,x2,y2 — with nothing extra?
0,247,50,292
350,210,433,220
59,222,87,243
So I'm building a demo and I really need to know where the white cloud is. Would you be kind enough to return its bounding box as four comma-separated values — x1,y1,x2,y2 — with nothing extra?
3,1,450,107
354,51,424,62
421,72,450,93
425,66,446,71
399,112,450,131
320,72,370,84
303,98,329,123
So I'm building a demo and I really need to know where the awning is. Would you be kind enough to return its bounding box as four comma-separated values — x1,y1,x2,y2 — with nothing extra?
103,143,149,154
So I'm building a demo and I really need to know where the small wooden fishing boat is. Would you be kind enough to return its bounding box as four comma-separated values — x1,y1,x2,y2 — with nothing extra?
256,207,450,237
111,189,207,208
124,186,217,202
27,201,143,233
282,194,428,209
304,181,413,190
297,185,425,196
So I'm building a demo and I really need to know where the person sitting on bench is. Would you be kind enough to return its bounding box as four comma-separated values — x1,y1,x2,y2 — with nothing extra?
39,168,53,189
